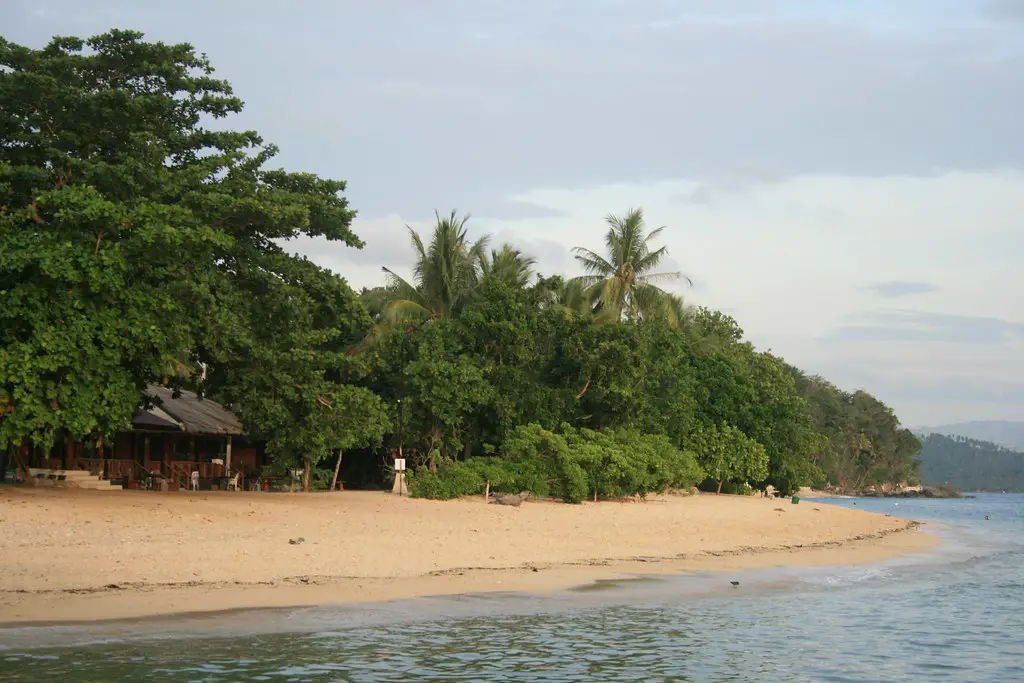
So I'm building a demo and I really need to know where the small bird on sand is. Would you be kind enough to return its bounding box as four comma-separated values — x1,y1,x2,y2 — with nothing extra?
730,581,740,587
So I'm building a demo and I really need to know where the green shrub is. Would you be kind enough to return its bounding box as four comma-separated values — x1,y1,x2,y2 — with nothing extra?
310,466,336,491
408,422,705,504
408,460,485,499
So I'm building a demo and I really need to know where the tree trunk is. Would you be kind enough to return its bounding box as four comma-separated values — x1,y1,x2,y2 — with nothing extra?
13,442,30,477
716,479,724,494
98,438,106,480
331,448,343,491
428,429,440,472
303,456,311,492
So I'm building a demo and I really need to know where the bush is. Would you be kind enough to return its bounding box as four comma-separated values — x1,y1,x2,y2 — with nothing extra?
408,460,485,500
310,466,336,491
409,422,705,504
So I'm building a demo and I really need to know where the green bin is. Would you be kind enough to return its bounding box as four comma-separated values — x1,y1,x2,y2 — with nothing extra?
791,495,800,504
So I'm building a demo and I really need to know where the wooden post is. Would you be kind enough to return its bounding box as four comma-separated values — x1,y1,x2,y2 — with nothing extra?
97,438,105,479
225,435,233,472
331,448,343,491
143,436,151,470
391,456,408,496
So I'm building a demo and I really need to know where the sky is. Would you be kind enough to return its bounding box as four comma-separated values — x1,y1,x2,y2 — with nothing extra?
4,0,1024,427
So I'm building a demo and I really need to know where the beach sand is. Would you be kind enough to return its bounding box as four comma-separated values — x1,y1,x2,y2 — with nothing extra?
0,487,937,625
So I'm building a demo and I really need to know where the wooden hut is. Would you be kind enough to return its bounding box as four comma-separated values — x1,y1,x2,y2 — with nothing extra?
71,385,260,490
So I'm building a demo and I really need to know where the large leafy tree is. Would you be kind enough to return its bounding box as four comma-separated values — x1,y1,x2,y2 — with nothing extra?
0,30,362,451
571,208,691,325
688,422,769,494
368,320,492,467
203,257,390,490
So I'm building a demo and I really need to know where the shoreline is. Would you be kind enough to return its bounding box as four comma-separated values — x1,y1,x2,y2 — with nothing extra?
0,488,938,626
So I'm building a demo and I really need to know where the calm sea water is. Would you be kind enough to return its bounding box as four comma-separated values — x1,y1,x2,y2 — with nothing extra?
3,494,1024,682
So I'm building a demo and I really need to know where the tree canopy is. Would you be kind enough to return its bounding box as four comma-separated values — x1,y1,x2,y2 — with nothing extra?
0,30,387,480
2,30,922,498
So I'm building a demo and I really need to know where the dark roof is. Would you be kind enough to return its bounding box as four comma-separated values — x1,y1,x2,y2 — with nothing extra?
132,385,244,436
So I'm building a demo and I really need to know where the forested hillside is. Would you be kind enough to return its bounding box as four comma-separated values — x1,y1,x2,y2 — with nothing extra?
917,433,1024,492
2,30,922,500
787,371,922,491
918,421,1024,452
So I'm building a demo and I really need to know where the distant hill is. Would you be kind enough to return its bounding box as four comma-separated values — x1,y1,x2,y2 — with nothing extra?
917,421,1024,451
917,433,1024,492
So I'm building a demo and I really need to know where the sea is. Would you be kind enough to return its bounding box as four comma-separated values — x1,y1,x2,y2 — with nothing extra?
2,494,1023,682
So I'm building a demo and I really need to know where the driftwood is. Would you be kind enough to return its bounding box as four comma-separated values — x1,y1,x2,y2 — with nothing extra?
489,491,530,507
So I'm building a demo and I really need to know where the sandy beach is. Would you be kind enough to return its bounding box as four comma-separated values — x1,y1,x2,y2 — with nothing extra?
0,487,937,625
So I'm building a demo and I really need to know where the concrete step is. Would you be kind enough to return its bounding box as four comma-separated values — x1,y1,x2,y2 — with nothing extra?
63,470,99,480
69,483,122,491
25,468,123,491
28,468,96,480
69,479,121,490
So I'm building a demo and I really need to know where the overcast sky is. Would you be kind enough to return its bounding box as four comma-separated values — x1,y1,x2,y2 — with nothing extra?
5,0,1024,426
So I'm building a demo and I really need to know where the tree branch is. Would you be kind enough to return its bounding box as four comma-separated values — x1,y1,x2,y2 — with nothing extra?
575,376,591,400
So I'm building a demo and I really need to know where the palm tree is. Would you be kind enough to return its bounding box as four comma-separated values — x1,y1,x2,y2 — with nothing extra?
380,210,489,324
645,292,694,329
479,244,537,290
571,208,692,324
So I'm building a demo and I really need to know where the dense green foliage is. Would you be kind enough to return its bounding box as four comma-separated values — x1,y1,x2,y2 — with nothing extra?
409,423,703,503
0,30,387,485
917,433,1024,492
2,30,921,498
786,370,922,491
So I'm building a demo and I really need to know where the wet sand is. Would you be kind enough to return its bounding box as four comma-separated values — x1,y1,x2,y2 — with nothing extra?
0,487,937,624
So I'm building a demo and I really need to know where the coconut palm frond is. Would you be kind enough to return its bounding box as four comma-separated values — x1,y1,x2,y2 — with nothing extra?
381,267,424,304
637,270,685,285
382,299,433,325
570,247,617,276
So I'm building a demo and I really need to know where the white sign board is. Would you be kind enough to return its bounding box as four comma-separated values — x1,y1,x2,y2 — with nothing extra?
394,458,406,472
